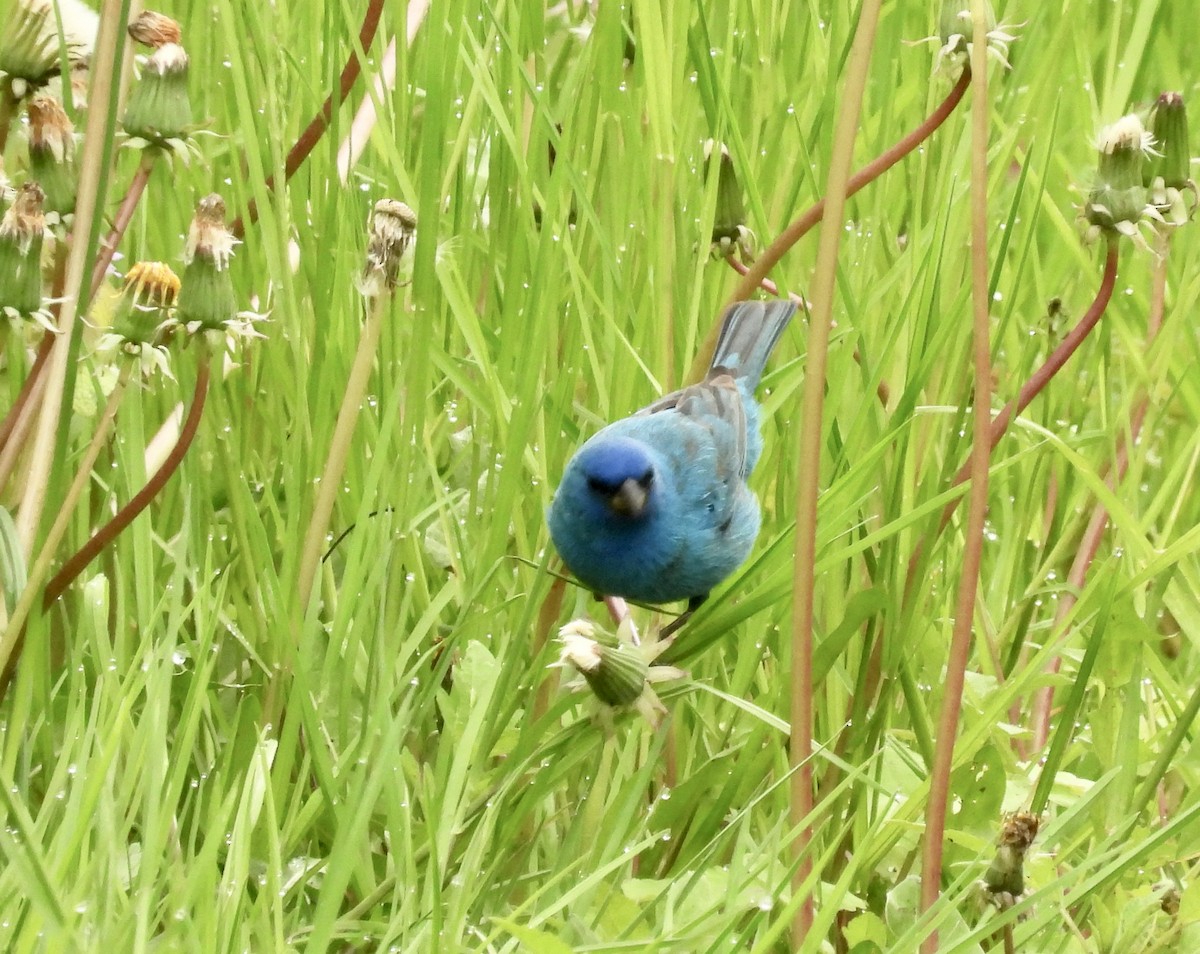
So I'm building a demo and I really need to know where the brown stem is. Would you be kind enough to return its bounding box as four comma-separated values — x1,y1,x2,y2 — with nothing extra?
231,0,385,238
731,67,972,305
687,69,971,385
1028,233,1165,749
739,67,972,304
920,33,992,946
89,152,157,302
43,351,211,607
932,240,1120,539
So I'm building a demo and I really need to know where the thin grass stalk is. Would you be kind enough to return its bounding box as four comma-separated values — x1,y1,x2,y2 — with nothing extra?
296,293,387,613
42,346,212,608
1130,677,1200,816
0,368,48,494
1028,580,1117,816
0,364,132,684
0,238,68,461
1030,232,1170,751
89,151,157,301
15,0,127,558
788,2,882,946
686,67,971,384
723,256,891,407
0,333,53,454
919,12,993,947
335,0,431,182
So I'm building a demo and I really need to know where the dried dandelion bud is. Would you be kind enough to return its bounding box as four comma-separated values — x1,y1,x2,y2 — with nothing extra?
553,618,685,726
127,11,182,48
704,139,755,262
1083,114,1156,244
557,621,649,708
0,0,98,87
983,811,1040,901
26,91,77,215
359,200,416,298
177,195,238,333
122,42,193,144
0,182,46,320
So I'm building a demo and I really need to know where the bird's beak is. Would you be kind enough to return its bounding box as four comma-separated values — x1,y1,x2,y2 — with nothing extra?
608,477,648,516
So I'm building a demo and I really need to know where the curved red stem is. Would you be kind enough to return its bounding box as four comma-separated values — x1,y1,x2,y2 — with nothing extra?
231,0,385,237
726,68,972,307
44,353,212,607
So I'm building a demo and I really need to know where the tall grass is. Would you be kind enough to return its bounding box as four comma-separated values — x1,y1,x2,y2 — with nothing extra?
0,0,1198,950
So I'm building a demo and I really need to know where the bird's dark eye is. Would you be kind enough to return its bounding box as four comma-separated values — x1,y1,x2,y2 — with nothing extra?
587,475,617,494
638,467,654,489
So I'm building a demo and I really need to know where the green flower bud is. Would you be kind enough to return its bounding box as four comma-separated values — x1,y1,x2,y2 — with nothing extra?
121,42,193,144
0,182,46,320
934,0,1013,72
177,195,238,333
359,200,416,298
1148,92,1190,191
26,91,77,216
1084,114,1153,237
704,139,754,261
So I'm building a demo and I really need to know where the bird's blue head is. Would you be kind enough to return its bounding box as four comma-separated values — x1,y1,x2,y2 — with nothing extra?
573,436,657,520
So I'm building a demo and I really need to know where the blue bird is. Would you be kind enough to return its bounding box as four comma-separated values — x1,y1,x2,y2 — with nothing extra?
548,300,795,617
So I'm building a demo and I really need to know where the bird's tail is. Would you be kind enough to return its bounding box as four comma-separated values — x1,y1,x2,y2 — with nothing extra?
708,300,796,388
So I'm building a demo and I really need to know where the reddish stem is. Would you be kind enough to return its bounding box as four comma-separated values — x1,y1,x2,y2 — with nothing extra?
933,240,1120,538
726,68,972,309
1028,236,1162,749
89,153,157,301
0,333,54,453
231,0,384,237
0,244,69,456
43,353,211,607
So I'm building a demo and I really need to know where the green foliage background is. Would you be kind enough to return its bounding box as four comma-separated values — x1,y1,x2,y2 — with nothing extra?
2,0,1200,950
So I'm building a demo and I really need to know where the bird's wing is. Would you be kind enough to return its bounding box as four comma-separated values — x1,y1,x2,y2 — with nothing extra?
636,373,749,479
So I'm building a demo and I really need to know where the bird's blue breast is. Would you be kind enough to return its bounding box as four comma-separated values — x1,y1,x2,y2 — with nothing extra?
547,396,761,604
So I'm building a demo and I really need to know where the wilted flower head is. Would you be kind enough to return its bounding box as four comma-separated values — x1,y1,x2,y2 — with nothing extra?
1146,92,1196,227
359,200,416,297
930,0,1016,74
127,11,182,48
0,0,98,90
176,195,241,338
553,618,685,727
981,812,1040,908
0,182,50,327
95,261,181,378
1082,114,1160,248
122,41,193,148
26,90,78,215
703,139,755,263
